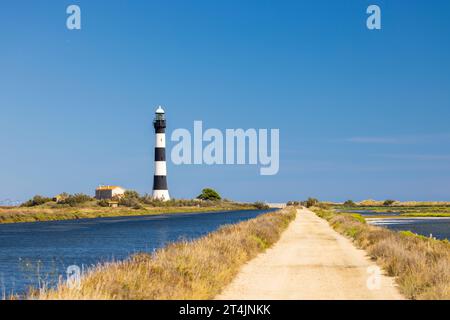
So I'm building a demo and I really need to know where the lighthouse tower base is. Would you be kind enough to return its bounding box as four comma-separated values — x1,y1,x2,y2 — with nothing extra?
153,190,170,201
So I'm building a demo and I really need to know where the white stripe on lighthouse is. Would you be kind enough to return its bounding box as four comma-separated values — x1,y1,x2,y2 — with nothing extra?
156,133,166,148
154,161,167,176
153,190,170,200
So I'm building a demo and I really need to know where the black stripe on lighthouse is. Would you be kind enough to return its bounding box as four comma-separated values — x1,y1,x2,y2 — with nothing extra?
153,176,168,190
154,148,166,161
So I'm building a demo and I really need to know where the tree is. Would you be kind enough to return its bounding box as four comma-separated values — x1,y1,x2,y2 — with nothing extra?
383,199,396,206
343,200,356,207
303,197,319,208
197,188,221,201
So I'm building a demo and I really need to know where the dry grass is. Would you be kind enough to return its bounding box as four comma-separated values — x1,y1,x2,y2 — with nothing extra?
32,207,296,300
313,208,450,300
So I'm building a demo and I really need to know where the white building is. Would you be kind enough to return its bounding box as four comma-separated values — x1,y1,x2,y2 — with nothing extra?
95,186,126,200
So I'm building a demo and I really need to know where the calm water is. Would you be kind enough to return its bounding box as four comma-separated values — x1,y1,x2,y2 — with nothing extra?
338,210,402,216
0,209,274,296
340,210,450,240
368,218,450,240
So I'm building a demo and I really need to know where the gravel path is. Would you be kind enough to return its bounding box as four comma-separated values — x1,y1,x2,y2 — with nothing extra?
216,208,404,300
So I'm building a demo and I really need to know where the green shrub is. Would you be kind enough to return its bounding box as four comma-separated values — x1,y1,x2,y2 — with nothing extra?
119,197,143,209
58,193,93,207
343,200,356,206
350,214,366,224
253,201,269,210
303,197,319,208
97,200,110,207
124,190,140,199
21,195,53,207
197,188,221,201
116,190,144,209
383,199,396,206
316,202,331,209
399,230,429,241
132,203,144,210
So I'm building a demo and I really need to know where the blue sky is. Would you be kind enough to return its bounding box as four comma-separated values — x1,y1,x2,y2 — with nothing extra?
1,0,450,202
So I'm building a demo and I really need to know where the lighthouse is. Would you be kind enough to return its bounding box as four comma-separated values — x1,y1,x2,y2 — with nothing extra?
152,106,170,200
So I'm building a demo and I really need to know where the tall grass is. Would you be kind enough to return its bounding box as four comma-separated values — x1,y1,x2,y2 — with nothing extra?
313,208,450,300
33,208,296,300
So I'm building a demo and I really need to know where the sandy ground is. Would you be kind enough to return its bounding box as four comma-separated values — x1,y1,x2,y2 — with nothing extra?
216,208,404,300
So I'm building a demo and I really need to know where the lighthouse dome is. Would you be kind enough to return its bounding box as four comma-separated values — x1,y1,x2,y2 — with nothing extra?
155,106,165,114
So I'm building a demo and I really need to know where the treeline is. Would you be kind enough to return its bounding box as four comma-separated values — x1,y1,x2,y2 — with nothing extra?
287,197,327,208
285,198,400,208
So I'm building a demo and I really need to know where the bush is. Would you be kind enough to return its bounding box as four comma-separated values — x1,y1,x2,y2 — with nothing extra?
316,202,331,209
21,195,53,207
58,193,93,207
124,190,140,199
141,196,201,207
343,200,356,207
383,199,396,206
303,197,319,208
132,202,144,210
119,197,143,209
253,201,269,210
97,200,110,207
197,188,221,201
287,201,300,206
116,190,144,209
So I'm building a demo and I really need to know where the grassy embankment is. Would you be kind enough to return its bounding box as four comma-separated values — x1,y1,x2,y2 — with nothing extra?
336,204,450,218
0,201,263,225
312,207,450,300
30,207,296,300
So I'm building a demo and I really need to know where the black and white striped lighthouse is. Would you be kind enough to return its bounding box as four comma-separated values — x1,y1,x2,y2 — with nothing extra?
152,106,170,200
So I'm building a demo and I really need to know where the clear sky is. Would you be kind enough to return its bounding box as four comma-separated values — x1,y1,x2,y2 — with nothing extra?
1,0,450,203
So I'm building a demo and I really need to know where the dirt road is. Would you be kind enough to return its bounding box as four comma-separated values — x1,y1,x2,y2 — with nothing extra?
216,208,403,300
